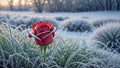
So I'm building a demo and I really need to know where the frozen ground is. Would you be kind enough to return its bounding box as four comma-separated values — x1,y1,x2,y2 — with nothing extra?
56,30,92,40
1,11,120,22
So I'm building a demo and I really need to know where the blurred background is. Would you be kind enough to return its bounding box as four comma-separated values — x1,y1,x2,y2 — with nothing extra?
0,0,120,12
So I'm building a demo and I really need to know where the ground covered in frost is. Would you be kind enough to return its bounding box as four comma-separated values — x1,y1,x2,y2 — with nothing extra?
0,11,120,68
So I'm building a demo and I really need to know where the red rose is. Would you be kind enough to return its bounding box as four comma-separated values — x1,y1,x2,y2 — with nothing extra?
28,21,55,46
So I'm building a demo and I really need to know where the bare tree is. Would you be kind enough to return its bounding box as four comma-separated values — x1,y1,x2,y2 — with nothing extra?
31,0,120,12
31,0,46,12
47,0,73,12
66,0,75,12
47,0,58,12
116,0,120,10
7,0,14,10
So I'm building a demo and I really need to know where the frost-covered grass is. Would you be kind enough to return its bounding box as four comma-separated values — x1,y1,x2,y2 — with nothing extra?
1,11,120,28
0,22,120,68
60,19,92,32
90,23,120,52
0,11,120,63
92,18,120,28
0,14,58,28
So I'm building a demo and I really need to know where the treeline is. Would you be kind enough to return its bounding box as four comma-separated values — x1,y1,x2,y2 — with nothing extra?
0,0,120,12
32,0,120,12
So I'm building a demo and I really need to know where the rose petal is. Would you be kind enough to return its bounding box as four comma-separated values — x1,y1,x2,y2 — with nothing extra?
30,21,55,46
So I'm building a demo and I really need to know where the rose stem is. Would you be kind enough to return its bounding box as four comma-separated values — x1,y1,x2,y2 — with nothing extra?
44,45,47,63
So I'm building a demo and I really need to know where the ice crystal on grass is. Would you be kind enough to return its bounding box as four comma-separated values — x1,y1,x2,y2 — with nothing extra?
60,19,92,32
0,14,58,28
0,23,120,68
90,23,120,52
